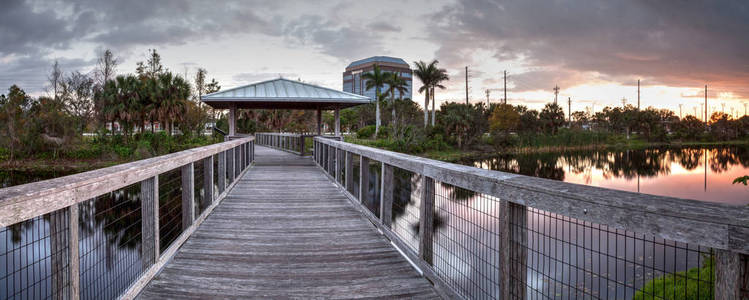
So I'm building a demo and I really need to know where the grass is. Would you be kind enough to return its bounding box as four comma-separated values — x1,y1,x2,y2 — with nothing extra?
0,132,221,173
633,258,714,300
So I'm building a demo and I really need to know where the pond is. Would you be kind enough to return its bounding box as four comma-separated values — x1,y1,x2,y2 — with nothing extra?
382,145,747,299
459,145,749,205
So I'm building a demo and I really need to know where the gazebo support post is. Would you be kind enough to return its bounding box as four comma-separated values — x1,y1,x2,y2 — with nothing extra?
229,103,237,138
317,108,322,135
334,108,340,137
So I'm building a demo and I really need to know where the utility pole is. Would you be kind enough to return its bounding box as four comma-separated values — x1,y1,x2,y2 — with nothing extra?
704,85,708,127
621,97,626,108
465,66,469,105
637,79,640,110
744,103,747,116
679,104,682,119
485,90,490,106
721,103,725,114
568,97,572,126
503,70,507,105
553,85,560,105
693,106,697,118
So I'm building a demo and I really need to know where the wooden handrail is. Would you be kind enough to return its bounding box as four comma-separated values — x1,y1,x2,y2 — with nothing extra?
0,136,254,227
314,137,749,254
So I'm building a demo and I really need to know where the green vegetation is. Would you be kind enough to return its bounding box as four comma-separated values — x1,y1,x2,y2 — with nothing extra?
0,49,223,172
342,96,748,160
633,258,714,300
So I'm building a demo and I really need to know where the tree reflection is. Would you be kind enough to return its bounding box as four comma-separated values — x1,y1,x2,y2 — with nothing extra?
463,146,748,182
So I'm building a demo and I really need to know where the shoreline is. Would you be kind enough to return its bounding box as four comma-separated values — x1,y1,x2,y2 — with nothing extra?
417,139,749,162
0,158,125,173
2,139,747,172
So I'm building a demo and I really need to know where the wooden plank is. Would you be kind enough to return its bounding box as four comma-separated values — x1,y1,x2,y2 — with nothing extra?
182,163,194,230
227,148,235,184
335,148,342,183
715,250,748,300
203,156,213,208
218,151,226,194
508,202,527,299
419,176,434,265
359,156,369,204
345,152,353,193
380,163,393,229
0,137,254,227
141,177,158,269
136,145,440,299
121,153,254,300
69,204,79,300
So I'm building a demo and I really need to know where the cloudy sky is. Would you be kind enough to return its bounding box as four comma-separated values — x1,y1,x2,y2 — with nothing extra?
2,0,748,117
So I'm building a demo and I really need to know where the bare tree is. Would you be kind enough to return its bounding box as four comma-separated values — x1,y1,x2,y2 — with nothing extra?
65,71,95,132
95,49,118,86
48,61,63,101
195,68,206,105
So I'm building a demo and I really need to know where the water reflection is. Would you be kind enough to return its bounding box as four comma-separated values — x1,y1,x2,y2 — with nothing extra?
462,146,749,205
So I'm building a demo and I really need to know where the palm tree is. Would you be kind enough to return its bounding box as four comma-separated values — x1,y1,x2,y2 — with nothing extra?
101,75,141,141
384,72,407,122
430,66,449,126
413,60,448,127
361,64,388,135
413,61,433,127
157,73,190,135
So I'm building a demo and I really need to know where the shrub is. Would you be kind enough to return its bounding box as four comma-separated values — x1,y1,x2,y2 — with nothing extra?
376,125,390,139
113,145,134,159
633,257,713,300
357,125,376,139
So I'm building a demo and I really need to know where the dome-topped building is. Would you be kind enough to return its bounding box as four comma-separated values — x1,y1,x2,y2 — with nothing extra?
343,56,412,100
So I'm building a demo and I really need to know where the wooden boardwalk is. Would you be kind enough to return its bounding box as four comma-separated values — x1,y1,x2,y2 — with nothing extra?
137,146,441,299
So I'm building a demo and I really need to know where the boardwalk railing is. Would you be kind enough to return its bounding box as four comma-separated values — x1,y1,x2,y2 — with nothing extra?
314,137,749,299
256,132,341,156
0,137,255,300
256,133,314,155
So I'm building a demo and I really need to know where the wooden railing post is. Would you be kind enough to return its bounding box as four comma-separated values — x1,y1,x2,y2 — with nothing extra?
359,156,370,203
50,207,71,299
335,148,342,182
328,146,335,174
380,163,394,228
323,144,328,171
501,201,528,299
300,136,305,155
234,145,241,178
181,163,194,230
345,152,354,193
227,148,235,184
141,176,158,269
218,151,226,194
69,204,79,300
419,176,434,265
715,250,748,299
203,156,213,207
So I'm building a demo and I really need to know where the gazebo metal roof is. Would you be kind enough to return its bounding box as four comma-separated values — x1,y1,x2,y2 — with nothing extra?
201,78,372,110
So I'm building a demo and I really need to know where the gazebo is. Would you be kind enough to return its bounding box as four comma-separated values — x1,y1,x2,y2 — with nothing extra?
200,78,372,138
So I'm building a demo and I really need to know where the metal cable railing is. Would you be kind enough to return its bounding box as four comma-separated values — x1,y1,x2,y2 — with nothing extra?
313,137,749,300
0,137,255,300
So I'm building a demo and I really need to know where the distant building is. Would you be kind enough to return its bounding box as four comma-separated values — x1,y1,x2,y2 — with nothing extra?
343,56,412,100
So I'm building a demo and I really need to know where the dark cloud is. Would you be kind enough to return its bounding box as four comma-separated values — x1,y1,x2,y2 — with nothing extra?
369,21,401,32
0,0,79,56
283,15,386,61
430,0,749,95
